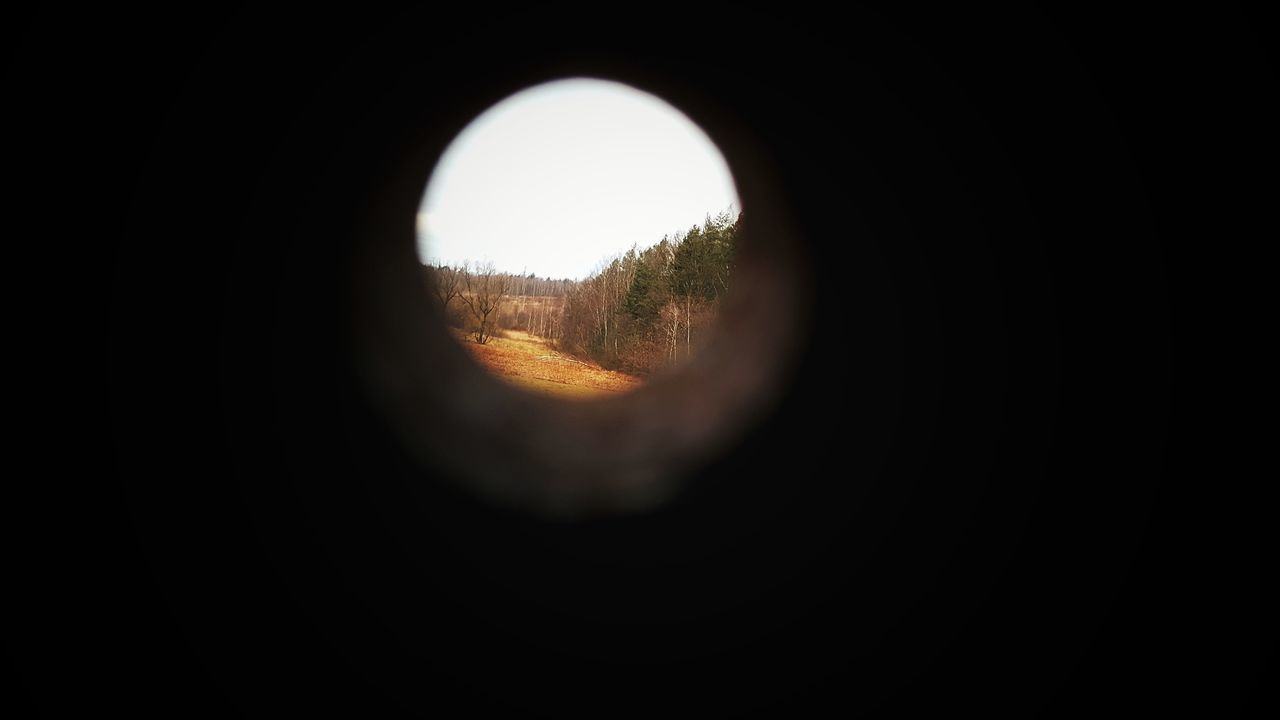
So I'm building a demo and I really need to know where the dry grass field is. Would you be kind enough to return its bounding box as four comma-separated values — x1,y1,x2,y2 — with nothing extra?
455,329,639,398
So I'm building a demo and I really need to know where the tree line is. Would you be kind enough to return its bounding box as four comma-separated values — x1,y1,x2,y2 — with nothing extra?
424,209,739,376
426,260,574,345
558,210,738,374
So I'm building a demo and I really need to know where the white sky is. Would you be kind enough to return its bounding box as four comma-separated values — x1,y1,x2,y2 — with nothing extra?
417,78,740,280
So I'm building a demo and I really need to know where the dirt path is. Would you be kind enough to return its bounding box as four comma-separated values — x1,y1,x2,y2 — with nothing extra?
456,330,640,398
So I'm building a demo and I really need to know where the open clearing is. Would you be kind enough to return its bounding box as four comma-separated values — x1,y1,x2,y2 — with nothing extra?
455,329,639,398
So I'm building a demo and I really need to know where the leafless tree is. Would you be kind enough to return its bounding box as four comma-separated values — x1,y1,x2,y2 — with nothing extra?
660,301,682,365
429,264,462,314
459,261,511,344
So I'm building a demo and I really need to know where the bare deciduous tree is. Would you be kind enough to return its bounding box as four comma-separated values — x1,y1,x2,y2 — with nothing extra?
660,301,682,365
458,261,511,344
430,264,462,314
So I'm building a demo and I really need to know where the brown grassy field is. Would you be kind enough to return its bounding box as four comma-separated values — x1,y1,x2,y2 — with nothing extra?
455,329,639,398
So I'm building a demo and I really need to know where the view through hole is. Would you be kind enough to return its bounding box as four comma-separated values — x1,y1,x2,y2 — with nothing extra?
418,78,742,399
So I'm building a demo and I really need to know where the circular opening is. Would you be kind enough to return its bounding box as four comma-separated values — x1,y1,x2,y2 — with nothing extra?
418,78,743,399
355,74,806,517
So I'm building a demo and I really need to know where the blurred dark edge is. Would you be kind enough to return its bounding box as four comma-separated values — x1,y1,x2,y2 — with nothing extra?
354,71,808,518
7,5,1275,717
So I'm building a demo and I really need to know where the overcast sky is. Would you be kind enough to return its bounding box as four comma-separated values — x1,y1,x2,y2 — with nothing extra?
417,78,740,280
